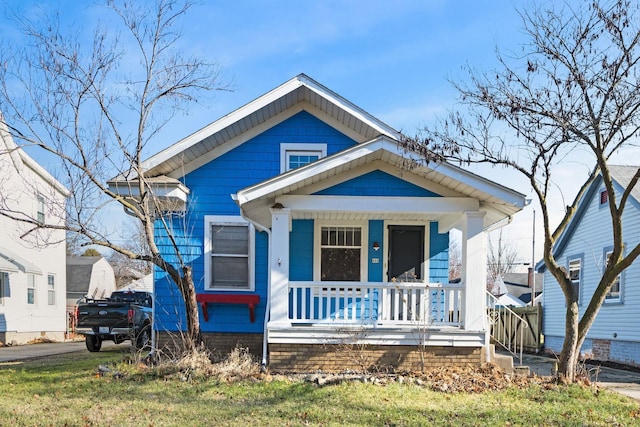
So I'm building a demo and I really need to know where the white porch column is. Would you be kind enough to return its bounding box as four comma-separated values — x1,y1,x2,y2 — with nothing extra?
269,207,291,325
461,211,487,331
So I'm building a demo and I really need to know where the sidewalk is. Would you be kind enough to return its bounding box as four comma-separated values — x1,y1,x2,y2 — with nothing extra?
521,352,640,403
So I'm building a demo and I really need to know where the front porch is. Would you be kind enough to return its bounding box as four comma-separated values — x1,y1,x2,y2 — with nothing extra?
275,281,483,342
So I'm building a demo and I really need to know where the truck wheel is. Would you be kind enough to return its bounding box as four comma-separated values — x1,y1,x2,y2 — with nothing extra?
85,335,102,352
135,325,151,350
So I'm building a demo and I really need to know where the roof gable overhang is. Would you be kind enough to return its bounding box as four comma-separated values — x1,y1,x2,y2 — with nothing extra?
106,175,190,212
536,165,640,272
139,74,402,180
235,136,527,230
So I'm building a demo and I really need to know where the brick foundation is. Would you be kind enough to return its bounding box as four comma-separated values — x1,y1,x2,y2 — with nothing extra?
592,339,611,361
156,333,483,372
269,343,483,373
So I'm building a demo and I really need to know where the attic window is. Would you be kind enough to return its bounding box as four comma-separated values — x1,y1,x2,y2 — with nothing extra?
600,190,608,205
280,143,327,173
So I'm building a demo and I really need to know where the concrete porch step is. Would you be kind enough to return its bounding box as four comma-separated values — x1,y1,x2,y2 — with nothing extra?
489,344,514,374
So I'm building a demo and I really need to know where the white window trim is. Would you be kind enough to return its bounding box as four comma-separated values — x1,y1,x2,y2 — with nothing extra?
204,215,255,292
383,220,430,284
568,256,582,305
604,249,622,303
47,273,56,306
280,143,327,173
27,273,37,305
37,195,45,224
313,220,368,282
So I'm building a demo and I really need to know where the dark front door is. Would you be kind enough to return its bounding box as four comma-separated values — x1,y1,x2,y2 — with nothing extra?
388,225,424,282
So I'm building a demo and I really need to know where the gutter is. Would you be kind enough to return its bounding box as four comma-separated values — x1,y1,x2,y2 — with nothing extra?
234,196,272,371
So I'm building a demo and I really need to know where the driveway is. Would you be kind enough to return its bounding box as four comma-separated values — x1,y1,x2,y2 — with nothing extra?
0,340,118,362
522,353,640,403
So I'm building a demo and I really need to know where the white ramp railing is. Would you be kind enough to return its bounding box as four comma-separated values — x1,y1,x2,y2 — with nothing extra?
486,291,528,365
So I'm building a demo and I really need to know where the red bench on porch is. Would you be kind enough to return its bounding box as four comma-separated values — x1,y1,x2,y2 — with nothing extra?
196,293,260,323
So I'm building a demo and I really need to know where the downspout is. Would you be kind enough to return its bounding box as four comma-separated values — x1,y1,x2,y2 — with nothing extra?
234,198,272,371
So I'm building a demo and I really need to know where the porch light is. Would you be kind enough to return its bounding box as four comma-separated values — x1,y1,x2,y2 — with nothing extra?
372,241,380,251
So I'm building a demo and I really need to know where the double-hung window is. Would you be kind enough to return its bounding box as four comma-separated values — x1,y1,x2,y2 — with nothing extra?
568,258,581,303
205,216,254,291
37,195,45,224
604,250,622,302
319,225,364,282
27,273,36,305
280,143,327,173
47,274,56,305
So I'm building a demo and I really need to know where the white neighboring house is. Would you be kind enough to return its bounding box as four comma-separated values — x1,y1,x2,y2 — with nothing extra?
0,121,69,345
124,273,153,294
66,256,117,308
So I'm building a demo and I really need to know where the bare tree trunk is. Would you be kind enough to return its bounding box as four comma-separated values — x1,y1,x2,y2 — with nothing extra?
166,265,202,352
557,302,580,383
181,266,202,350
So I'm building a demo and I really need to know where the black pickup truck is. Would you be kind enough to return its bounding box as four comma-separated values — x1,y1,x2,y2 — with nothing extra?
75,290,153,352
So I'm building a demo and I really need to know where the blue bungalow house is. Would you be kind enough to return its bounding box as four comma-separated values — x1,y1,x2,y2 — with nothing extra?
109,74,527,372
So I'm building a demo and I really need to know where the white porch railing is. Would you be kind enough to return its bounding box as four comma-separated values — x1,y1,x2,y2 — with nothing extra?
288,281,464,327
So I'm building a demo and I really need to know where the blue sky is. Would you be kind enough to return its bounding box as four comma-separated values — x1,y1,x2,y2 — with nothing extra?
0,0,560,262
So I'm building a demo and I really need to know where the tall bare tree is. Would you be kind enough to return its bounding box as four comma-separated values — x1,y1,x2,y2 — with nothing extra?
487,229,521,286
0,0,227,353
402,0,640,382
448,238,462,281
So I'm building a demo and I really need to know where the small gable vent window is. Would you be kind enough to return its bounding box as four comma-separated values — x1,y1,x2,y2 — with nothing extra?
600,189,609,205
280,143,327,173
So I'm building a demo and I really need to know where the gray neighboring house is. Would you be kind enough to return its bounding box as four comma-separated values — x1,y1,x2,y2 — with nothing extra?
539,165,640,366
66,256,116,311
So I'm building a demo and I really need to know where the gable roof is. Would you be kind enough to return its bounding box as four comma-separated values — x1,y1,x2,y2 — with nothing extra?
537,165,640,272
0,117,70,197
66,256,102,293
137,73,402,180
236,135,527,229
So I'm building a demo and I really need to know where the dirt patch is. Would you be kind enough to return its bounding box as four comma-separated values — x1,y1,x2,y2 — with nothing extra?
270,363,565,393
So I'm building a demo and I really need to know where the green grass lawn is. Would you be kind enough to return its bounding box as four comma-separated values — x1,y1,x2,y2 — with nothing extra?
1,346,639,426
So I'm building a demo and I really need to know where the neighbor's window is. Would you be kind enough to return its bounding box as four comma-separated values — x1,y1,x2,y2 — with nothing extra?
604,251,621,301
205,216,254,291
47,274,56,305
280,143,327,172
568,258,581,303
320,226,362,281
37,195,45,224
0,272,5,305
27,273,36,305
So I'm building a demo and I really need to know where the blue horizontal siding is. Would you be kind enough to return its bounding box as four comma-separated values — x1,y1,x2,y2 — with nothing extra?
290,220,314,281
315,170,440,197
155,111,357,333
429,222,449,284
368,220,384,282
